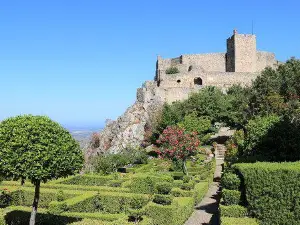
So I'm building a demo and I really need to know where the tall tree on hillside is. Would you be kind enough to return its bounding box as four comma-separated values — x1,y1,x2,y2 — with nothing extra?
0,115,84,225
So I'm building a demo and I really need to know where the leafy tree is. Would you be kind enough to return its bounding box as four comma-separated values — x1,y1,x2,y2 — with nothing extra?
226,85,252,127
177,112,211,134
156,126,200,175
242,115,280,157
0,115,84,225
183,86,231,123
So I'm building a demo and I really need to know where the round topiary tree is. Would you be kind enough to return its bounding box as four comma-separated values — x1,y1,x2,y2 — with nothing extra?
0,115,84,225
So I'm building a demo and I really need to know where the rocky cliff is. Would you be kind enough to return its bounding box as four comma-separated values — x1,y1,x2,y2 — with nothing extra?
85,81,164,157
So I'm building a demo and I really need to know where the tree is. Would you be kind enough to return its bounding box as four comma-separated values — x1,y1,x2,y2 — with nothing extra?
156,126,200,175
0,115,84,225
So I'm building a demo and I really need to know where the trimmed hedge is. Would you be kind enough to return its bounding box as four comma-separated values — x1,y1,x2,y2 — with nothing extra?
129,174,173,194
221,217,259,225
220,205,247,218
193,182,209,204
234,162,300,225
146,197,194,225
221,172,240,190
49,191,150,214
56,175,115,186
2,206,126,225
222,189,241,206
10,188,80,208
2,181,131,193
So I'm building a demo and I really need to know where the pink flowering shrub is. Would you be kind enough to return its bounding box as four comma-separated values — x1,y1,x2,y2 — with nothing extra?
156,126,201,174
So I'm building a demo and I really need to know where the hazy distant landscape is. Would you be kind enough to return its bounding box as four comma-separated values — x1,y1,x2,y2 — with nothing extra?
66,125,103,148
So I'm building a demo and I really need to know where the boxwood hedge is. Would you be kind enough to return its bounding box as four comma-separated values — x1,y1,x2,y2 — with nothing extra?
234,162,300,225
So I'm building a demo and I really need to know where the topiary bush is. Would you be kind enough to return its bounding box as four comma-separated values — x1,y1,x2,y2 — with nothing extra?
222,189,241,206
152,194,173,205
221,172,240,190
155,182,173,195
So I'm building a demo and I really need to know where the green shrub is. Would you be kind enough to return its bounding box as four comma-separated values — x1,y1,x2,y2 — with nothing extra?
130,174,173,194
91,154,131,174
155,182,172,195
221,172,240,190
242,115,280,157
222,189,241,206
165,67,179,74
10,188,79,208
57,190,65,202
106,180,123,188
152,194,173,205
3,206,125,225
170,188,192,197
0,188,12,208
128,208,145,223
181,181,195,191
221,217,259,225
220,205,247,218
59,175,114,186
234,162,300,225
146,197,194,225
182,175,190,183
172,180,183,188
193,182,209,204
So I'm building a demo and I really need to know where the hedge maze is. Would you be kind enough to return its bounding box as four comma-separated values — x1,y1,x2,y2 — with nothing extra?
0,159,215,225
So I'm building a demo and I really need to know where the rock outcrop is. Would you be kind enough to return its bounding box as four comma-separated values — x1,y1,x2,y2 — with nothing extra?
86,81,164,157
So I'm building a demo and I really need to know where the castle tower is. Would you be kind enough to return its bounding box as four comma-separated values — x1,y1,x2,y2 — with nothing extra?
226,29,257,72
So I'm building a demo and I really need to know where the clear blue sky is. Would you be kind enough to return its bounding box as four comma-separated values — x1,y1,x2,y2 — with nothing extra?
0,0,299,128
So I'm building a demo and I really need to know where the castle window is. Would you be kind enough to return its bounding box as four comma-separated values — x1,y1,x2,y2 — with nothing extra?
194,77,203,86
188,65,193,72
177,80,181,83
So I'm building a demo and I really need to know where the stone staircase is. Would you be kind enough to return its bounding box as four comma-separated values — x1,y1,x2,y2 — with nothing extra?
215,144,226,160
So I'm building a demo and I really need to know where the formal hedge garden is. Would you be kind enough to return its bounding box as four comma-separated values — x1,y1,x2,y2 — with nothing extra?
0,158,215,225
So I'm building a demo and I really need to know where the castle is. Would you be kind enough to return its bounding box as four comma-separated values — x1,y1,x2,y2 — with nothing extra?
138,30,279,103
88,30,280,155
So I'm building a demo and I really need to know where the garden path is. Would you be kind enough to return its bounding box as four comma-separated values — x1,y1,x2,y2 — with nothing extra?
184,155,224,225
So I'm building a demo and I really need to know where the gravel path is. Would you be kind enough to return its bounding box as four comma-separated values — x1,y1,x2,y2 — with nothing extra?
184,158,223,225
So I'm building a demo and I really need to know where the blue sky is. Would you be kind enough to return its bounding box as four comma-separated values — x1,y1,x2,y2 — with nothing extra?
0,0,299,128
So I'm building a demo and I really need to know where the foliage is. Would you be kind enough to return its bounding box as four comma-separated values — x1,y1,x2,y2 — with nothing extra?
0,188,12,208
221,172,240,190
221,217,259,225
91,154,131,174
145,197,194,225
152,194,173,205
56,190,65,202
165,67,180,74
155,182,173,195
156,126,201,174
220,204,248,218
180,181,195,191
222,189,241,206
234,162,300,225
177,112,212,135
0,115,84,224
242,115,280,156
91,148,148,174
0,115,84,184
129,174,173,194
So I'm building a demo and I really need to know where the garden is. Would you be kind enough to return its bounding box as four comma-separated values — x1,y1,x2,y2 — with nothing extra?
0,155,215,225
